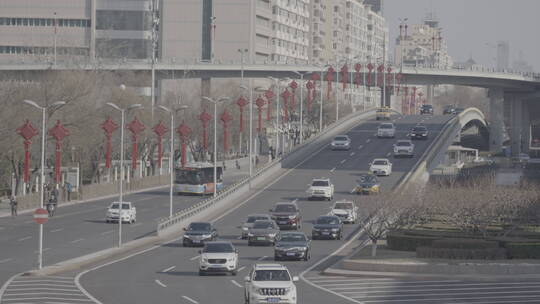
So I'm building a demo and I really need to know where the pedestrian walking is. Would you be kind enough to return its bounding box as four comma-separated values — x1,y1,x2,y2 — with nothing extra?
66,182,72,201
10,196,18,217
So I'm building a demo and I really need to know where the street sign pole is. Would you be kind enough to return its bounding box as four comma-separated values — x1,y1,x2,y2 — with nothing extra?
33,208,49,269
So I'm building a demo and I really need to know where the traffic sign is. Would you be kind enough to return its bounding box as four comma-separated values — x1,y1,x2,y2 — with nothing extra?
33,208,48,224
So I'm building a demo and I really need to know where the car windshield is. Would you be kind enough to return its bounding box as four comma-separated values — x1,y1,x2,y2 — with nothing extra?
397,141,411,146
358,175,377,183
246,216,268,223
422,105,432,109
253,221,274,229
334,136,348,141
334,202,353,210
253,270,291,281
203,243,234,253
373,160,388,165
312,180,329,187
379,124,393,129
280,233,307,242
316,217,340,225
188,223,211,231
111,203,130,210
274,204,296,212
412,127,426,132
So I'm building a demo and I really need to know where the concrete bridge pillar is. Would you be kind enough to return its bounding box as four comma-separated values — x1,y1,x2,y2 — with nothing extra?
510,96,524,155
488,88,504,153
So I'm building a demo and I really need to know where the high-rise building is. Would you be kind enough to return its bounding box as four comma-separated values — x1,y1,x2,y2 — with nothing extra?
363,0,383,14
496,41,510,70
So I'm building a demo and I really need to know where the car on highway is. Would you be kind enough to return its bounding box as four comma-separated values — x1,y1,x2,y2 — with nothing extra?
239,214,273,239
369,158,393,176
443,105,456,115
247,220,280,246
377,122,396,138
270,202,302,230
307,178,334,201
376,107,391,120
353,173,380,195
329,200,358,224
455,107,465,114
274,231,311,261
198,241,238,276
393,139,415,158
330,135,351,150
106,202,136,224
311,215,343,240
420,104,434,114
244,264,299,304
410,125,429,140
183,222,218,247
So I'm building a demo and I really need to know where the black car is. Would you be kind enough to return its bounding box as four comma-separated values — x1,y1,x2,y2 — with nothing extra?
410,126,428,140
183,222,218,247
274,231,311,261
270,202,302,230
311,216,343,240
443,105,456,115
247,220,280,246
420,104,434,115
454,107,465,114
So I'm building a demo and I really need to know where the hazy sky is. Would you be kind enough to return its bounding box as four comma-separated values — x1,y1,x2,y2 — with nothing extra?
383,0,540,71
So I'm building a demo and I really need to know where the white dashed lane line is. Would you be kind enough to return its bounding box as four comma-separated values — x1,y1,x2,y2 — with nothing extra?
257,256,268,261
366,139,371,143
101,230,114,235
161,266,176,273
330,167,336,173
155,279,167,288
50,228,64,233
0,258,13,263
237,266,246,272
182,295,199,304
18,236,32,241
386,152,391,157
189,255,200,261
350,152,355,156
70,238,84,244
340,159,346,164
357,145,363,150
230,280,243,288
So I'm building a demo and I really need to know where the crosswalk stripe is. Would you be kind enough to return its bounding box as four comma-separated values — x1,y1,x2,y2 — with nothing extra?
338,285,540,294
329,282,540,291
349,289,540,300
353,293,540,303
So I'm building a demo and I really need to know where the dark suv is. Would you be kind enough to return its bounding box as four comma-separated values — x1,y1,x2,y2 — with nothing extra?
410,125,429,140
420,104,433,114
443,105,456,115
270,202,302,230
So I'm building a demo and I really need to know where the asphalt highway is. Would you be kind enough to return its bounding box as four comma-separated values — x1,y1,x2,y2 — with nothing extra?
78,114,452,304
0,164,251,287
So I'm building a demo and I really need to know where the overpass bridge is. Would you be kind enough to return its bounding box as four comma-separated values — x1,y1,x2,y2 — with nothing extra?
1,61,539,155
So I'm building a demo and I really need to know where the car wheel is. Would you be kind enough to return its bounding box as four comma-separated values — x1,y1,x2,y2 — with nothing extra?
245,294,250,304
231,270,237,276
105,219,109,223
183,242,190,247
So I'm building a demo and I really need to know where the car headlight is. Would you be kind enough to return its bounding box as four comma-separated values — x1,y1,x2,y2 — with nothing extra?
312,228,320,232
331,228,340,232
201,234,212,238
242,227,249,231
275,246,286,250
202,258,208,263
183,235,191,239
227,258,235,262
295,246,307,251
248,233,254,237
268,233,277,238
288,215,296,219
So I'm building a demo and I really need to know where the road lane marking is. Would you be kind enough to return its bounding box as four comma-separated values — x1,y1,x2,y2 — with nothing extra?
340,159,346,164
330,167,336,172
357,145,363,150
386,152,391,157
100,230,114,235
155,279,167,288
257,256,268,261
349,291,540,301
189,255,200,261
18,236,31,241
366,139,371,143
350,152,355,156
237,266,246,272
182,295,199,304
24,220,33,224
0,258,13,264
50,228,63,233
130,223,142,227
70,238,84,244
161,266,176,273
230,280,243,288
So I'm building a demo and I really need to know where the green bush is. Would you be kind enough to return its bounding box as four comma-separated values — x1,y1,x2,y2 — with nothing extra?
386,231,439,251
505,243,540,259
416,247,507,260
431,238,499,250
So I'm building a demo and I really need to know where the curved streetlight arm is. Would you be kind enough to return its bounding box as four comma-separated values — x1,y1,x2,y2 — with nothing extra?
23,99,42,109
106,102,122,112
127,104,143,111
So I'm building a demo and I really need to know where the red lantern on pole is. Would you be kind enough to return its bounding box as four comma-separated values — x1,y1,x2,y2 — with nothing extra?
354,63,362,87
220,110,232,153
16,120,38,183
236,96,248,132
306,81,315,112
340,64,349,90
281,89,291,123
176,122,192,167
255,97,266,132
264,89,275,121
48,120,70,183
377,65,385,87
199,110,212,152
325,66,334,99
418,92,424,106
101,117,119,169
386,67,393,89
289,80,298,111
152,121,168,168
367,63,374,86
127,117,145,170
411,87,417,115
396,73,402,95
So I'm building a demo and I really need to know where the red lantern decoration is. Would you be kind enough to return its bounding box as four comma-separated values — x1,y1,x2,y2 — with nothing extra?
386,67,393,90
236,96,248,132
418,92,424,106
354,63,362,87
176,122,192,167
306,81,315,112
152,121,168,168
289,80,298,112
220,110,232,153
310,72,320,82
101,117,119,169
281,89,292,123
127,117,145,170
48,120,70,183
367,63,374,86
199,110,212,152
325,66,334,99
396,73,402,95
377,65,385,87
16,120,38,183
264,89,275,121
411,87,417,115
255,97,266,132
340,64,349,90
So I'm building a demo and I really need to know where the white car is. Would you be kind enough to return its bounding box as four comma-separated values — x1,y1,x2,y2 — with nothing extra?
199,241,238,276
393,140,415,158
244,264,298,304
377,123,396,138
106,202,136,223
331,135,351,150
329,200,358,224
307,178,334,201
369,158,393,176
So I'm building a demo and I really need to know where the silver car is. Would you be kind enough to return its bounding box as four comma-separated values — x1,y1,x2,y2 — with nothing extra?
331,135,351,150
247,220,280,246
239,214,272,239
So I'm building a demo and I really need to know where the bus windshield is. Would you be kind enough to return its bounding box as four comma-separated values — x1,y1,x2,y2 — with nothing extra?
175,166,223,185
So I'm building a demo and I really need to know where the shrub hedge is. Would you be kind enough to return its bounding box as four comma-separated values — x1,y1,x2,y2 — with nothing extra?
416,246,507,260
505,243,540,259
386,231,439,251
431,238,499,250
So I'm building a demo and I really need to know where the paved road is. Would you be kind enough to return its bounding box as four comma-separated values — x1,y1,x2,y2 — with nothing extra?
0,160,251,287
73,114,452,304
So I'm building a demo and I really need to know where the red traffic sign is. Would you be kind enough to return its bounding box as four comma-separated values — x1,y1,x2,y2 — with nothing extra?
33,208,48,224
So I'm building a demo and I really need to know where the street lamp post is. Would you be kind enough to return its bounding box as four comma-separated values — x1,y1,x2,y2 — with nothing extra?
240,82,254,189
267,77,289,156
292,71,306,144
22,99,66,270
202,96,230,197
238,48,248,155
106,102,142,248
